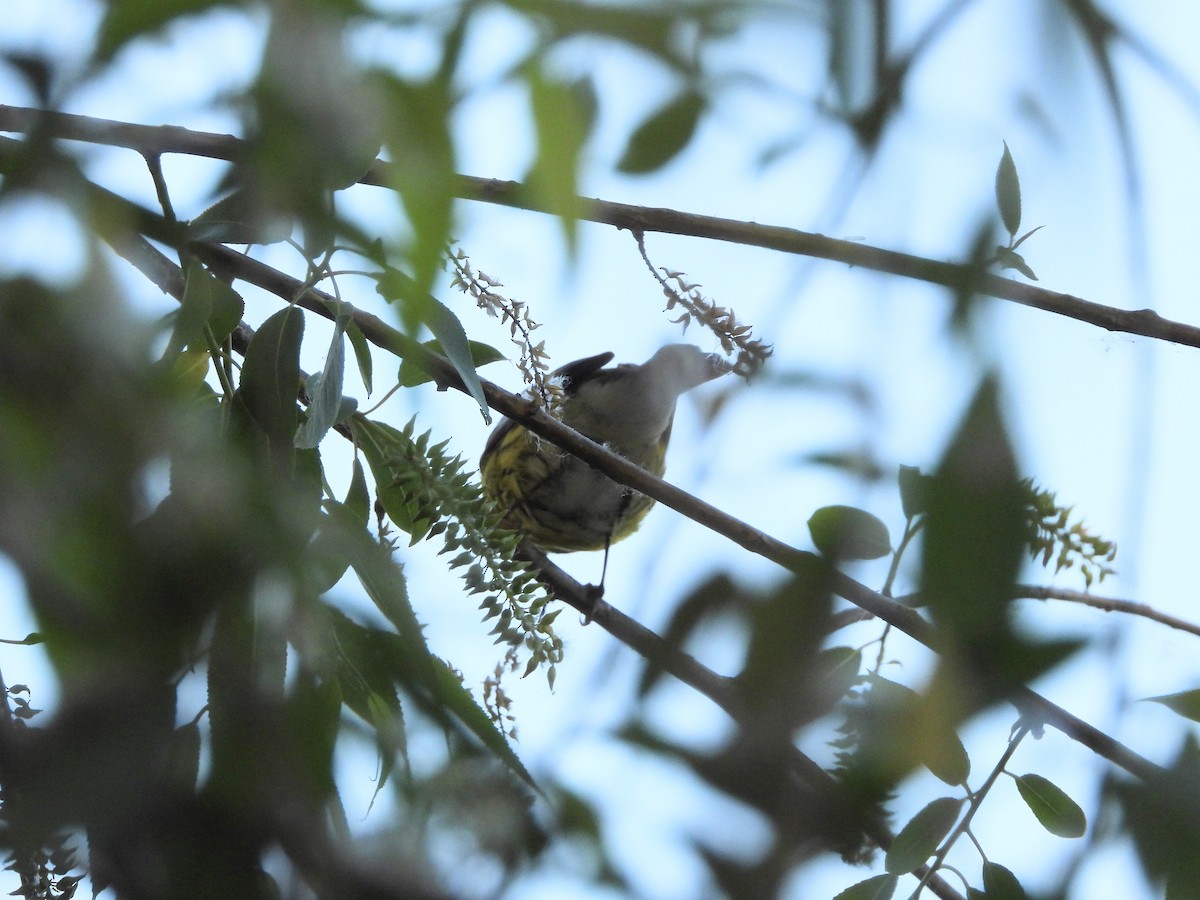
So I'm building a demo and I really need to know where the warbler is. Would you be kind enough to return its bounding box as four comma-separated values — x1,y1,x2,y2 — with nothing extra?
480,344,728,554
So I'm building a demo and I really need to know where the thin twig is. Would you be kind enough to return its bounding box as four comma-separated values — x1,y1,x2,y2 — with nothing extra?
1016,585,1200,639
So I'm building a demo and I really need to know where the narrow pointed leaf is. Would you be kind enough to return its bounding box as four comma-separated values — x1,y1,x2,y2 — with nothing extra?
617,90,705,174
1014,773,1086,837
1144,688,1200,723
236,304,304,459
295,312,348,448
885,797,964,874
995,141,1022,236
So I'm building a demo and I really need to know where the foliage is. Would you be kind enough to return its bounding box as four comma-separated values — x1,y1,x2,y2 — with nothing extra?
1,2,1199,899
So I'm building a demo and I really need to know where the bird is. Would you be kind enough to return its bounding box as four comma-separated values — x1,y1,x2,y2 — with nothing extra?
480,344,729,560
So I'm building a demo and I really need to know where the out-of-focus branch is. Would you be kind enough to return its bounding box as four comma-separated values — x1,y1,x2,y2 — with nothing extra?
1017,585,1200,639
4,104,1200,350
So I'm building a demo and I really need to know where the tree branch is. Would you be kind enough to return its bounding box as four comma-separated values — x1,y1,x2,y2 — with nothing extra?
1016,584,1200,639
3,104,1200,350
178,243,1161,785
10,106,1159,787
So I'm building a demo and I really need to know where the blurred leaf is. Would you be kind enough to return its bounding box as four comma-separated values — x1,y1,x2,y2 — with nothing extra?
617,90,706,174
235,304,304,464
187,189,294,245
428,653,537,788
398,338,506,387
171,261,244,355
924,375,1022,627
286,672,342,808
97,0,233,61
844,674,970,788
803,448,887,481
639,572,748,697
834,873,898,900
995,141,1022,237
898,464,929,519
827,0,879,120
295,311,348,449
165,722,201,792
526,68,593,249
1145,688,1200,723
884,796,963,874
1109,735,1200,891
808,505,892,560
736,559,835,733
346,317,374,396
507,0,692,70
815,646,864,711
981,861,1028,899
378,73,456,293
1014,773,1086,838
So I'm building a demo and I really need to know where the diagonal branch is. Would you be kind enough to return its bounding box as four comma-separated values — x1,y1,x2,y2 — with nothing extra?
3,104,1200,350
180,243,1161,785
521,544,967,900
20,113,1161,786
1016,585,1200,639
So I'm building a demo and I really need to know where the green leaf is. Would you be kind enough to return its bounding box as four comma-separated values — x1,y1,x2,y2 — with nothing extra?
344,457,370,526
169,262,244,355
352,416,428,538
808,505,892,560
286,672,342,806
994,247,1038,281
833,874,898,900
815,646,863,708
366,689,405,794
1145,688,1200,723
165,722,201,792
187,189,294,245
617,90,706,174
898,464,929,519
379,74,456,293
376,269,492,422
346,317,374,396
236,304,304,462
1014,773,1086,838
295,312,348,449
97,0,230,61
427,653,537,788
526,68,593,248
995,141,1022,237
924,376,1023,621
1111,734,1200,889
398,338,506,387
885,796,963,874
981,861,1027,899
